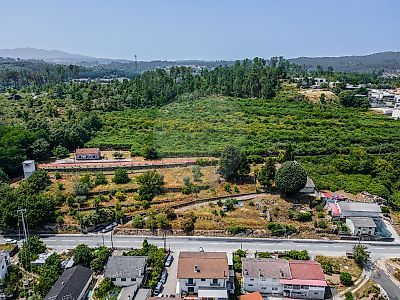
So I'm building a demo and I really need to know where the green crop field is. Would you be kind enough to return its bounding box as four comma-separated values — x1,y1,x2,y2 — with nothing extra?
87,93,400,157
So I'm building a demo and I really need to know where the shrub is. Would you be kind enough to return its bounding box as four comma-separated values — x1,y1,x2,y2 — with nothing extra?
94,172,108,185
136,170,164,201
296,211,312,222
345,292,354,300
192,165,202,181
112,168,130,184
279,250,309,260
227,225,247,235
224,183,232,193
142,145,158,160
54,172,62,180
266,222,296,236
340,272,353,287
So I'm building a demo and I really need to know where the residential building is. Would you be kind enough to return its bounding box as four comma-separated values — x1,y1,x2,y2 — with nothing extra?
177,252,234,299
313,78,327,87
75,148,101,160
242,258,291,296
299,176,316,195
241,258,327,300
104,256,147,287
346,217,377,236
282,260,327,299
336,202,382,218
0,251,10,281
22,160,35,178
320,191,344,204
44,265,93,300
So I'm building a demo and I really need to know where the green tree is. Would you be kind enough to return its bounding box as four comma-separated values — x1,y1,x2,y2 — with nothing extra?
142,145,159,160
94,172,108,185
345,292,354,300
73,244,93,268
52,145,69,159
36,253,62,297
156,212,171,230
112,168,130,184
275,161,307,195
182,176,194,195
132,215,145,228
218,146,241,180
94,278,114,299
257,158,275,187
389,191,400,210
0,168,9,183
136,170,164,201
353,244,370,267
181,213,197,234
282,144,295,162
30,138,51,161
18,235,46,269
192,165,202,181
340,272,353,287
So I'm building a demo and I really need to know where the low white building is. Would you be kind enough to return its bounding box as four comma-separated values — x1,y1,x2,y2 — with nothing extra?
177,252,234,299
337,202,382,218
0,251,10,280
346,217,377,236
104,256,147,287
242,258,291,296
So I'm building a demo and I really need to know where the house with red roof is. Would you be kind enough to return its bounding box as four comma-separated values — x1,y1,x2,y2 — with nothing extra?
281,260,327,299
75,148,101,160
242,258,327,299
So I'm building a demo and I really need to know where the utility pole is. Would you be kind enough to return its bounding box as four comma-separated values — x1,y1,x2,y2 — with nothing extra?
110,231,114,250
17,208,29,242
134,54,138,75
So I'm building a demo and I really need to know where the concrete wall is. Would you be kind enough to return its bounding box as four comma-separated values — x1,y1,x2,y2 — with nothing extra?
111,276,144,287
178,278,227,294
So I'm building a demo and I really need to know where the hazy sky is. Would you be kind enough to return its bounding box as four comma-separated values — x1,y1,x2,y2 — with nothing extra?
1,0,399,61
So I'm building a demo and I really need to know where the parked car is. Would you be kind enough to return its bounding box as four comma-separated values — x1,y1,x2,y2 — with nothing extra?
5,238,17,244
160,269,168,284
154,282,163,296
165,254,173,267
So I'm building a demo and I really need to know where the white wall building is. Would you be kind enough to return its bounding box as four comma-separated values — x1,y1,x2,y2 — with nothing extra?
337,202,382,218
0,251,10,280
22,160,35,178
346,217,377,236
177,252,234,299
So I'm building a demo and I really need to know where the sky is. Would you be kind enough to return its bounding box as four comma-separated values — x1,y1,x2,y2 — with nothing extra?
1,0,400,61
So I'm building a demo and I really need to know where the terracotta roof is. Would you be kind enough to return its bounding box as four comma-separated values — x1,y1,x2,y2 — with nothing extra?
240,292,263,300
288,260,325,281
177,252,228,279
75,148,100,154
242,258,291,279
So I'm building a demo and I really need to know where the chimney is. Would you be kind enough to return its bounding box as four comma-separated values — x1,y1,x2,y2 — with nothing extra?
280,268,284,278
258,269,263,277
194,265,200,272
244,269,248,276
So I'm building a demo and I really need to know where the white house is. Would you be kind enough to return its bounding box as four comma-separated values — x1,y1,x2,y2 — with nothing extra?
346,217,377,236
0,251,10,280
242,258,327,300
336,202,382,218
104,256,147,287
242,258,291,296
177,252,234,299
75,148,101,160
22,160,35,178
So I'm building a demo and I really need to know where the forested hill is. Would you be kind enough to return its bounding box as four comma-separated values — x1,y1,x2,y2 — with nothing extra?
289,51,400,73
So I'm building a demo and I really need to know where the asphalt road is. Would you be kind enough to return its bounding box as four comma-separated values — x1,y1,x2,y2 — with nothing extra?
371,269,400,300
4,234,400,261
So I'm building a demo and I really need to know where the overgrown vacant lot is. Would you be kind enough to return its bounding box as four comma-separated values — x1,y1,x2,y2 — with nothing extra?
88,93,400,157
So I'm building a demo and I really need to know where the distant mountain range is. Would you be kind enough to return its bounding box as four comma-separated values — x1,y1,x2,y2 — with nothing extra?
1,47,400,73
0,47,129,64
288,51,400,73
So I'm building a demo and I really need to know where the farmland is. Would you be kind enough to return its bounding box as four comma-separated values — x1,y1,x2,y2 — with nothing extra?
87,89,400,157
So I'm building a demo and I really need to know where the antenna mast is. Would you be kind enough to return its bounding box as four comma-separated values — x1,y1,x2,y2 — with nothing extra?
134,54,138,75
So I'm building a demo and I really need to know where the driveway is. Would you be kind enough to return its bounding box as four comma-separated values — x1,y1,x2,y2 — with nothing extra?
162,251,179,296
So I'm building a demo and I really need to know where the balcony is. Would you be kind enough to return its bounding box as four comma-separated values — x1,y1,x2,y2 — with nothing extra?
186,281,196,286
210,282,221,287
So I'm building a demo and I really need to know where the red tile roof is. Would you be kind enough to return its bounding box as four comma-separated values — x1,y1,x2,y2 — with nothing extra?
75,148,100,155
177,252,229,279
239,292,263,300
289,260,325,281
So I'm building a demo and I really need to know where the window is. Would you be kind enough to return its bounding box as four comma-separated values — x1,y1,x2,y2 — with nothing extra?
212,278,219,285
132,278,136,281
250,278,254,281
111,278,116,282
188,278,193,284
201,278,205,281
272,287,278,291
121,278,126,281
248,284,253,287
188,287,194,293
272,278,277,283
